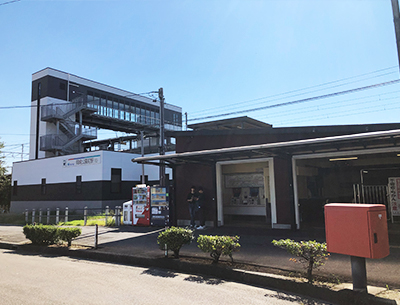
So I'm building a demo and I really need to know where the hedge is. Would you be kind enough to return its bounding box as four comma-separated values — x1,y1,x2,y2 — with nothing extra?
23,225,82,246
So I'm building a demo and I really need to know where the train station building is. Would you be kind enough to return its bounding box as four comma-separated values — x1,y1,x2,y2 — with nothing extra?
134,117,400,229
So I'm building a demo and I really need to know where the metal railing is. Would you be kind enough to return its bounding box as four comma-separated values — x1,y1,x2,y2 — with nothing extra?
24,206,123,226
41,98,98,122
353,184,388,205
40,128,97,151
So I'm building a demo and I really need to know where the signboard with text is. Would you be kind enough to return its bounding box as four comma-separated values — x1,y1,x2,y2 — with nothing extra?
63,155,101,167
388,177,400,221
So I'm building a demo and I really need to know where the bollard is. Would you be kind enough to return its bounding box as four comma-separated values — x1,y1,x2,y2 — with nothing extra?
84,206,87,226
39,209,42,224
105,206,109,225
164,244,168,257
114,206,118,226
25,209,28,223
47,208,50,224
32,209,35,224
56,208,60,224
114,206,120,226
94,224,98,249
65,207,69,223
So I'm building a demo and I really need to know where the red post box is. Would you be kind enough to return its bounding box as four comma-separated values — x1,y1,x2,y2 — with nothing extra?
325,203,389,259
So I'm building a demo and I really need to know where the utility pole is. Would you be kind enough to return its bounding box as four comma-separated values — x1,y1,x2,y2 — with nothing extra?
140,130,145,184
159,88,166,186
392,0,400,72
185,112,188,131
35,82,41,159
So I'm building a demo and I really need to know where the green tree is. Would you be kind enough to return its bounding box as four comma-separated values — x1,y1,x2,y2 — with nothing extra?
0,140,11,212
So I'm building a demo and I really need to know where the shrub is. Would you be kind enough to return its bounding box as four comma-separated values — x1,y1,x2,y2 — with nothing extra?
23,225,82,247
197,235,240,264
272,239,329,283
23,224,60,245
57,227,82,247
157,227,194,258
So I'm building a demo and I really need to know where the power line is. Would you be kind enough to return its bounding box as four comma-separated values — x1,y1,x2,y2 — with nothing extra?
4,143,29,148
257,89,400,121
1,151,29,155
260,95,400,123
188,79,400,122
0,0,21,6
0,91,158,110
189,71,398,119
274,103,400,127
188,66,398,116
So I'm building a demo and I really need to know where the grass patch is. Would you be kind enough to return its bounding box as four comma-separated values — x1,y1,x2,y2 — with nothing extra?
0,212,120,227
59,215,119,227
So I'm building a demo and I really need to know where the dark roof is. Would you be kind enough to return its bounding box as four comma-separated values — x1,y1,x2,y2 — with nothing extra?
187,116,272,131
169,122,400,137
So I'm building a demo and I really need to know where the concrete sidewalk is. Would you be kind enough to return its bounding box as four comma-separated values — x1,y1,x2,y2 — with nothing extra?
0,224,399,304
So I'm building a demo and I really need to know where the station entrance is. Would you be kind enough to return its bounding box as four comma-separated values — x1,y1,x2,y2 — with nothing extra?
293,150,400,227
216,158,275,227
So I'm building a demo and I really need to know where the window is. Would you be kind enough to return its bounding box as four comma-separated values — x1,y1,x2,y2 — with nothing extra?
136,107,141,123
87,91,95,110
141,108,146,124
41,178,46,195
172,113,181,126
155,112,160,126
130,105,136,122
112,98,118,119
111,168,122,193
146,109,151,124
124,103,130,121
87,91,94,102
99,94,106,116
13,181,17,196
120,101,125,120
105,96,112,117
76,176,82,194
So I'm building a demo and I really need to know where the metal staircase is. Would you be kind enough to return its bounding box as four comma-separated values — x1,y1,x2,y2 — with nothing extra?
40,96,98,155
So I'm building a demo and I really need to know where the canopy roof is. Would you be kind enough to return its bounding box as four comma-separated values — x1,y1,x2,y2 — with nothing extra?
132,129,400,167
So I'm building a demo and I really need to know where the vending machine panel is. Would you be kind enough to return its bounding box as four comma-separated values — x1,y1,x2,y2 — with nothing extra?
132,185,150,226
150,186,169,226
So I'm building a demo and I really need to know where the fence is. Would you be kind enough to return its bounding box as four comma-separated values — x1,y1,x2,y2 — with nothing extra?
24,206,123,226
353,184,391,219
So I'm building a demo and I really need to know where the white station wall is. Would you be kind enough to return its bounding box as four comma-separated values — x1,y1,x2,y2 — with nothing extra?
12,150,170,185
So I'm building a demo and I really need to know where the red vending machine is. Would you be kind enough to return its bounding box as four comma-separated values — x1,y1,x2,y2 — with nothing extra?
131,184,150,226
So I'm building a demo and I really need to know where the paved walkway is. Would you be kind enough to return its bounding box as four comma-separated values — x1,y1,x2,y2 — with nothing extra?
1,223,399,289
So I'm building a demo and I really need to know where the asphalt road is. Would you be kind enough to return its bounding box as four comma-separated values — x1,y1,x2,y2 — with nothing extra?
0,249,333,305
2,224,399,287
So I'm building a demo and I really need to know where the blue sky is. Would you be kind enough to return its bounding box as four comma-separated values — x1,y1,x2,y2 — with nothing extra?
1,0,400,170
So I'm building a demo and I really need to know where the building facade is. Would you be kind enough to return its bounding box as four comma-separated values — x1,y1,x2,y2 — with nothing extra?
134,117,400,229
11,150,172,213
30,67,182,158
10,68,179,213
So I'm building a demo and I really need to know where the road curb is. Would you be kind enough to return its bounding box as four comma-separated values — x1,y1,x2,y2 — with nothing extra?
1,243,396,305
